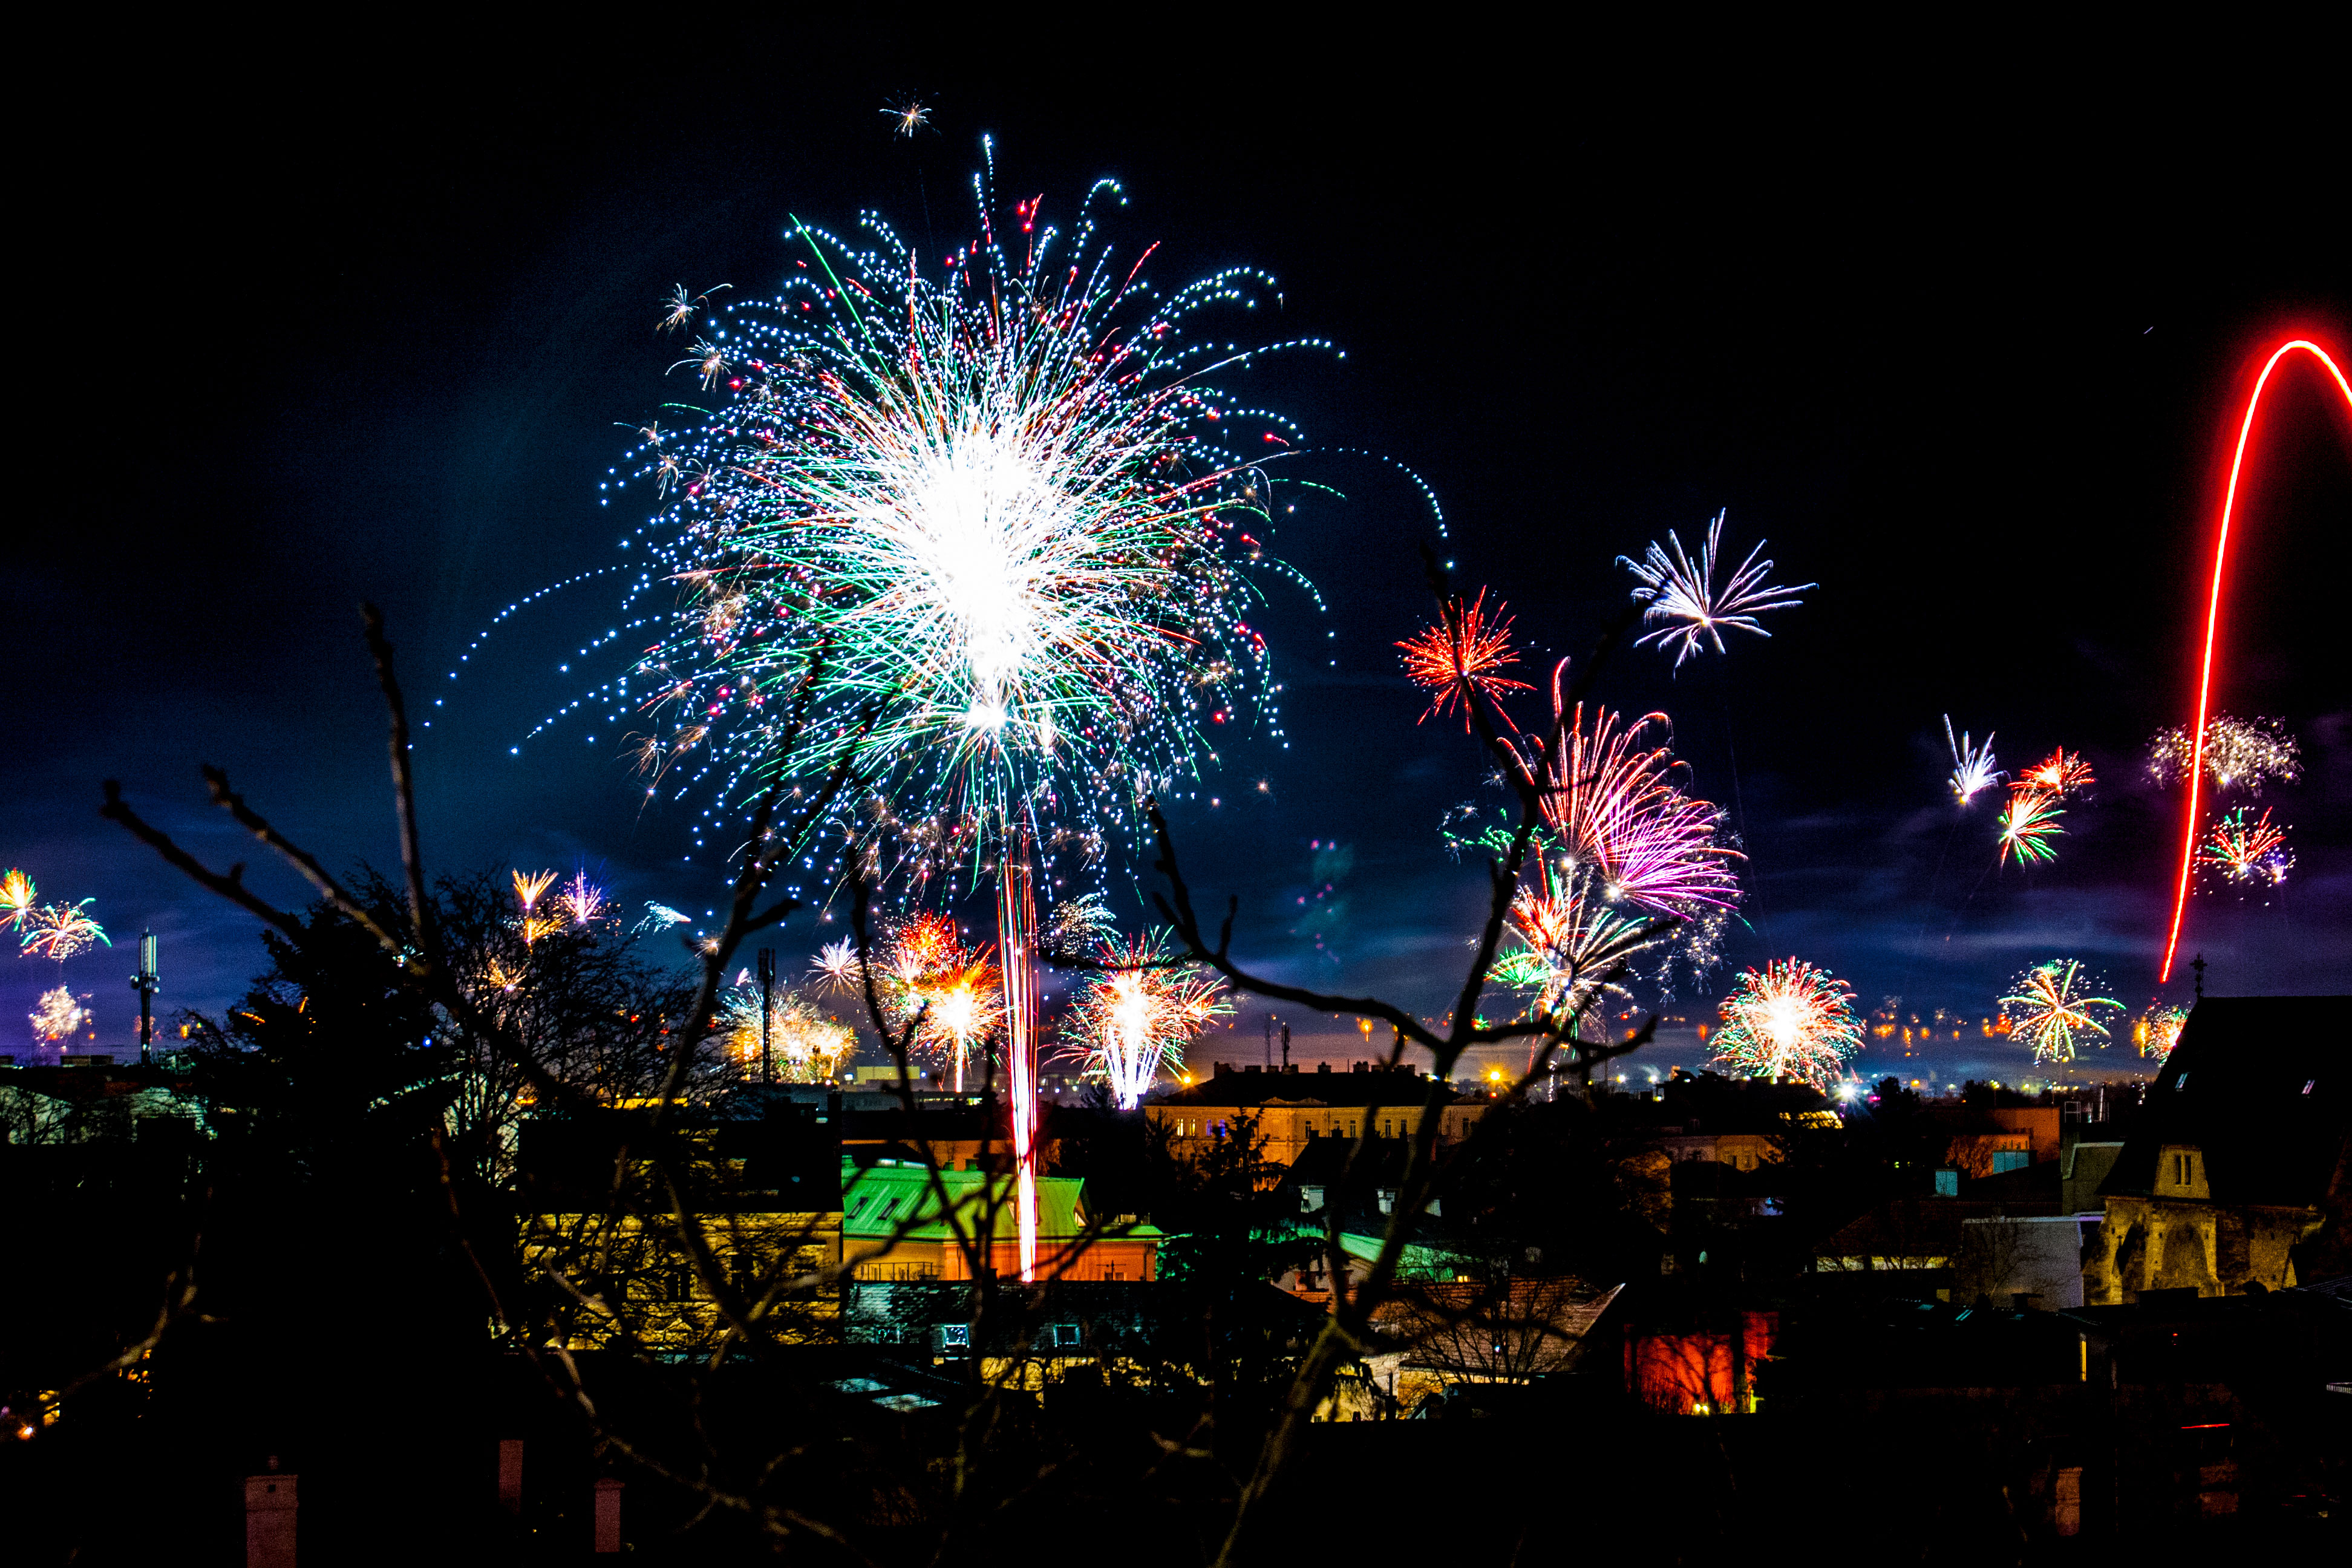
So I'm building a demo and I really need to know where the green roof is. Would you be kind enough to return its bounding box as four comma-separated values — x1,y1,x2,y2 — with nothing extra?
1335,1230,1460,1280
841,1160,1161,1244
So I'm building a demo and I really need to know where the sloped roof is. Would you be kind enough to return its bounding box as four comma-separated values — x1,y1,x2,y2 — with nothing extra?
840,1160,1161,1243
2099,996,2349,1208
1818,1198,2011,1259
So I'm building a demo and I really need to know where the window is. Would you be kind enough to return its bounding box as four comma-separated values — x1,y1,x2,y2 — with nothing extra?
2174,1153,2193,1186
939,1324,971,1348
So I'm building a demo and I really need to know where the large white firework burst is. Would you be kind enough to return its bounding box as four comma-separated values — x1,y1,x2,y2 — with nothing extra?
561,151,1331,900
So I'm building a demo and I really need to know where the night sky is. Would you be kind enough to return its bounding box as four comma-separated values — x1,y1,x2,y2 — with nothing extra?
11,35,2345,1087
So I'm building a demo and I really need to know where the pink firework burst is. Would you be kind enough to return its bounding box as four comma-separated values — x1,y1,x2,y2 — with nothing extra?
1539,683,1741,916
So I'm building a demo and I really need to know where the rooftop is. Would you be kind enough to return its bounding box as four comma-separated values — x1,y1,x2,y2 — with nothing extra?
2099,995,2348,1209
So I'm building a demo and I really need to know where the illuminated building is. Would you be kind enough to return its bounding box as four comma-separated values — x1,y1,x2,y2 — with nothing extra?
1144,1062,1486,1168
518,1110,844,1354
842,1161,1161,1283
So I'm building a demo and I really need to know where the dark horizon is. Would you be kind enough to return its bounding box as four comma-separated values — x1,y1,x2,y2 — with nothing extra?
10,36,2346,1089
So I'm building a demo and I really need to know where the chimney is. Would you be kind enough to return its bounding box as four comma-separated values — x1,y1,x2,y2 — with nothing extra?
497,1439,524,1515
1213,1062,1232,1077
593,1477,624,1553
246,1457,296,1568
1351,1061,1368,1074
1316,1062,1332,1075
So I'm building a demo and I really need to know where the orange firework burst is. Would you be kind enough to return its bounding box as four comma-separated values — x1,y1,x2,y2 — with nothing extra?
512,869,560,946
2016,748,2093,797
1396,589,1532,730
2132,1004,2187,1063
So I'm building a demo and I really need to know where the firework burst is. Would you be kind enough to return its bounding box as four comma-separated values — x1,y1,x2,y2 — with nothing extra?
720,982,855,1082
1,869,35,933
2148,714,2301,794
2195,806,2292,887
1059,929,1230,1108
1944,716,2002,805
19,898,108,964
2016,748,2093,797
1396,589,1532,730
512,869,560,946
1540,691,1741,915
1998,960,2122,1063
2132,1004,2187,1063
1487,856,1661,1033
1442,644,1742,1044
1710,959,1861,1087
1997,788,2065,865
556,871,609,927
1618,509,1814,668
30,985,90,1042
575,159,1324,897
817,911,1004,1088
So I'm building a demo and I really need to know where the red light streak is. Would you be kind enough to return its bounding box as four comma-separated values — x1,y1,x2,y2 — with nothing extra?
2159,338,2352,983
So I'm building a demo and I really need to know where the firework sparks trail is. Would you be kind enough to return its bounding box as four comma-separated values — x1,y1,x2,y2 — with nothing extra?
2133,1004,2187,1063
1999,960,2123,1063
557,871,608,927
1997,788,2066,866
2195,806,2292,886
2148,714,2302,794
2160,340,2349,984
881,100,931,137
1617,510,1814,668
2016,748,2094,797
1709,959,1861,1088
1944,716,2002,805
1058,929,1230,1108
633,902,692,935
589,158,1327,1276
512,869,560,946
1396,589,1532,731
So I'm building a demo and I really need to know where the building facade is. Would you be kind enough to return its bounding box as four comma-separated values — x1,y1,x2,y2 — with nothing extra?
1145,1063,1486,1166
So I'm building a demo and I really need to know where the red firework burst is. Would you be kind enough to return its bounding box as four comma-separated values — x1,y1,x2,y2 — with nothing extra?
1396,589,1533,730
